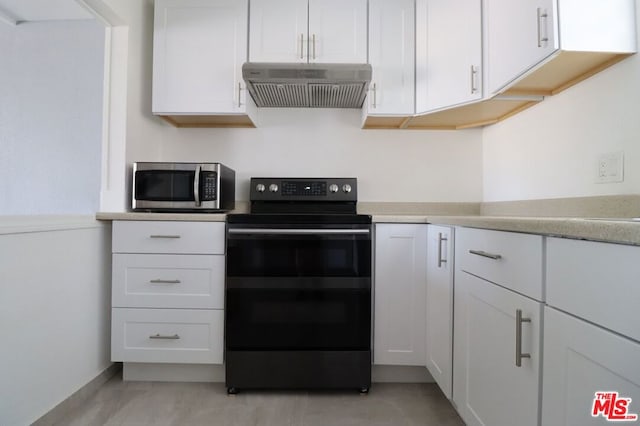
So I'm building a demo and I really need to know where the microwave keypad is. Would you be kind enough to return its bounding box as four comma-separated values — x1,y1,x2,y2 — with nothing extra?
201,172,217,201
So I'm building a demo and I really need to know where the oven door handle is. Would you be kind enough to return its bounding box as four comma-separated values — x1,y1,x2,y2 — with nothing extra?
227,228,370,235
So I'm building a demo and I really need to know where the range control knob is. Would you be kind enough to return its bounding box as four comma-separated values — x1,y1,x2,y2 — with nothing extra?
269,184,279,193
329,184,339,193
342,184,352,193
255,183,266,193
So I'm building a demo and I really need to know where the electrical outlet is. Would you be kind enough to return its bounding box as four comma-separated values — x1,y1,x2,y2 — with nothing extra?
596,151,624,183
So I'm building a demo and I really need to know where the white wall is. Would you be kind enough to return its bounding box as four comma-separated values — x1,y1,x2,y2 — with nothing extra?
482,8,640,202
102,0,483,208
0,20,104,214
0,219,112,426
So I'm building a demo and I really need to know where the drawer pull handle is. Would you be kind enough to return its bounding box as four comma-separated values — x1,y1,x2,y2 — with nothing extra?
469,249,502,260
515,309,532,367
149,334,180,340
149,279,181,285
149,235,181,239
438,233,448,268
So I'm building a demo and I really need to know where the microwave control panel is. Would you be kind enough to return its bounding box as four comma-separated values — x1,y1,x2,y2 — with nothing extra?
201,172,218,201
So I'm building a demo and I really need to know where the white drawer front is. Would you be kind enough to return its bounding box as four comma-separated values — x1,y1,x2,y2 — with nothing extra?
456,227,543,301
112,254,224,309
111,308,223,364
113,221,225,254
547,237,640,342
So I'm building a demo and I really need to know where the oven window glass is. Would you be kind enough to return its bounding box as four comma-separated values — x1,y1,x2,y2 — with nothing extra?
135,170,195,201
226,287,370,351
226,234,371,278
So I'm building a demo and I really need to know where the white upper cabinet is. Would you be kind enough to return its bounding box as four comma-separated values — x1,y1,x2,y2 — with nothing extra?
365,0,415,116
152,0,256,127
485,0,555,95
416,0,482,114
249,0,367,63
249,0,308,63
485,0,637,95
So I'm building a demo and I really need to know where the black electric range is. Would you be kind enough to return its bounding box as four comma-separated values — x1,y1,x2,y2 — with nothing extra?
225,178,372,394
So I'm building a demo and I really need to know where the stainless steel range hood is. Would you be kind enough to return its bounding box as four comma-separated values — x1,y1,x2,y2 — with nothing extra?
242,63,372,108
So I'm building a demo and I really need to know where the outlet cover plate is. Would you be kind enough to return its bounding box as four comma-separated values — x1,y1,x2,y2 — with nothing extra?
596,151,624,183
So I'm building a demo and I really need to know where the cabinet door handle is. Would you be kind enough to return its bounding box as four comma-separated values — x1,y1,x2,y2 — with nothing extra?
372,83,377,109
438,232,448,268
149,279,181,285
237,82,243,108
300,33,305,60
149,334,180,340
312,33,316,60
468,249,502,260
149,235,181,239
470,65,479,94
515,309,532,367
537,8,549,47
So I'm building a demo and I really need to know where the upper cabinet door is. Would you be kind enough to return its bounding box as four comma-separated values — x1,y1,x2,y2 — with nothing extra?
153,0,249,114
308,0,368,63
249,0,308,63
367,0,415,115
485,0,556,94
416,0,482,114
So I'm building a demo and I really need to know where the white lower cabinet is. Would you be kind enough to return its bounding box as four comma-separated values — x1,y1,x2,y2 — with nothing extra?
542,237,640,425
111,308,224,364
454,271,542,426
542,307,640,426
453,227,543,426
111,221,226,367
425,225,454,399
374,224,427,366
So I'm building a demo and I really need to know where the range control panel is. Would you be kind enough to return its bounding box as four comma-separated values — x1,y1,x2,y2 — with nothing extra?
250,178,358,202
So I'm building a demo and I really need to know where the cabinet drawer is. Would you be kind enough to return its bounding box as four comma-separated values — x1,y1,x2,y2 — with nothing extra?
112,254,224,309
456,227,543,300
113,221,225,254
547,237,640,342
111,308,223,364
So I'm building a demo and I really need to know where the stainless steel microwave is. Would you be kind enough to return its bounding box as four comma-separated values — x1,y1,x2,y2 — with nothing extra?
132,162,235,212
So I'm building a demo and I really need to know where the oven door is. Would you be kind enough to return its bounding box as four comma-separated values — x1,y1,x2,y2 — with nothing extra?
225,224,372,351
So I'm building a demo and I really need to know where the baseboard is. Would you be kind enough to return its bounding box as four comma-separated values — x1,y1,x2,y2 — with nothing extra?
123,363,225,382
32,363,121,426
372,365,434,383
120,363,432,384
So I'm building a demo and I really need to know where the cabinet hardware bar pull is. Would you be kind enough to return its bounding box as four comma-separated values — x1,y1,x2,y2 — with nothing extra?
468,249,502,260
149,235,181,239
149,334,180,340
312,34,316,60
237,82,244,108
515,309,532,367
470,65,478,94
537,8,549,47
149,279,181,284
300,33,304,59
438,232,448,268
372,83,377,109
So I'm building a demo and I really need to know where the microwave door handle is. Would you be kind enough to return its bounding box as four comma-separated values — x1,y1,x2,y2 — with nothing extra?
194,165,201,207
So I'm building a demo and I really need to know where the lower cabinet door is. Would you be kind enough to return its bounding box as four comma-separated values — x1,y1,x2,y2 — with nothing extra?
542,307,640,425
111,308,223,364
453,271,542,426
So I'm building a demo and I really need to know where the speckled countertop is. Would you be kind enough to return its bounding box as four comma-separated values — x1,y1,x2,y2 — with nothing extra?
96,210,640,246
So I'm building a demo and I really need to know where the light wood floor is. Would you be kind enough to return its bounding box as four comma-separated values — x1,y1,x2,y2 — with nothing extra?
54,375,465,426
